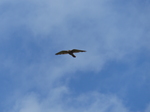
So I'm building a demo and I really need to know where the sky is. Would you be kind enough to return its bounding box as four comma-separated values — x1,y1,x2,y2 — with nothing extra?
0,0,150,112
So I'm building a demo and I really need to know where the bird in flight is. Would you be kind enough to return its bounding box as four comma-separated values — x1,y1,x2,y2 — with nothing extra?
55,49,86,58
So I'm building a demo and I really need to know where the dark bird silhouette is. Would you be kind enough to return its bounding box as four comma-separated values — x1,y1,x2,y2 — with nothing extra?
55,49,86,58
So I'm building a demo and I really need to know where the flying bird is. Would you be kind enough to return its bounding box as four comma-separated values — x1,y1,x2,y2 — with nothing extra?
55,49,86,58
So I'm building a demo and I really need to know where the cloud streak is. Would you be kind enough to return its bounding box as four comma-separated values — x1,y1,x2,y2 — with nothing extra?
11,88,130,112
0,0,150,112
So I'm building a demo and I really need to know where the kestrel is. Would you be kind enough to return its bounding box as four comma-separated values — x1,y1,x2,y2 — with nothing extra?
55,49,86,58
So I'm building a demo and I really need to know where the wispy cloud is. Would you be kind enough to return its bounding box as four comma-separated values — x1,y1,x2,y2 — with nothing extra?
10,88,130,112
0,0,150,112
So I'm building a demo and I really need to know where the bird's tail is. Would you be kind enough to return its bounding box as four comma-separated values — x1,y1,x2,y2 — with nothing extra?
70,53,76,58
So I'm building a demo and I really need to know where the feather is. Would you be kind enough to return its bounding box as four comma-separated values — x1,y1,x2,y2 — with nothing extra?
72,49,86,53
55,49,86,57
55,50,69,55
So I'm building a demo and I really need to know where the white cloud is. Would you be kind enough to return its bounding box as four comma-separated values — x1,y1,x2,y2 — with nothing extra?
145,104,150,112
1,0,149,89
10,88,130,112
1,0,150,112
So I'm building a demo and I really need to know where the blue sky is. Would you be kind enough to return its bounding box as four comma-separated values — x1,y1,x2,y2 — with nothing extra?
0,0,150,112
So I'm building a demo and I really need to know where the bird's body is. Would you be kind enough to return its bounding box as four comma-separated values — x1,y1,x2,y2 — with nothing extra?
55,49,86,58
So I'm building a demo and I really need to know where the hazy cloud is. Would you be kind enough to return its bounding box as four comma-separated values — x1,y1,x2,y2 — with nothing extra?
0,0,150,112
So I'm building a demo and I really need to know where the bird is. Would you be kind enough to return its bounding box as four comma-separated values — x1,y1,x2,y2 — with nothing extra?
55,49,86,58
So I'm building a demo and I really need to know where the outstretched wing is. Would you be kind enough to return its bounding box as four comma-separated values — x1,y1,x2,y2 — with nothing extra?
72,49,86,53
55,50,69,55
